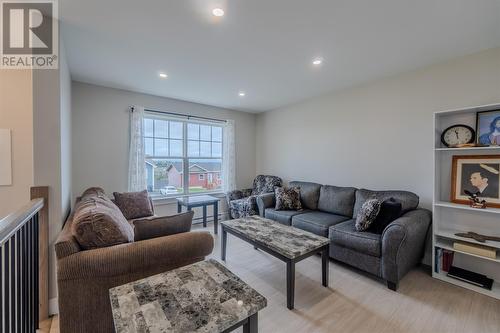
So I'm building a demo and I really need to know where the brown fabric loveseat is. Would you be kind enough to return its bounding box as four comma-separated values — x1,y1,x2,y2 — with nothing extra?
55,189,214,333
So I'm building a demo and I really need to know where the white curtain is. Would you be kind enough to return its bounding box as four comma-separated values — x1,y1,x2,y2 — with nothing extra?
223,119,236,192
128,106,147,191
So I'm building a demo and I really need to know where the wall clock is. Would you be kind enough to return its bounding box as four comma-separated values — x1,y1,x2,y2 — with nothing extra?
441,124,475,147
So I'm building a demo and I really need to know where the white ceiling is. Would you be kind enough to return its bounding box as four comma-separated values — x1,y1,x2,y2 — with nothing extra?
61,0,500,112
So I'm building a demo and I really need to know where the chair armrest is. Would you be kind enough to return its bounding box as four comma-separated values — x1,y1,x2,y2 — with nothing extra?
381,208,432,284
57,231,214,280
226,188,253,203
256,193,276,217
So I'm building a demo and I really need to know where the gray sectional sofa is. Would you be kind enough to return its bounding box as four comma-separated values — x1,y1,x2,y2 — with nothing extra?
256,181,431,290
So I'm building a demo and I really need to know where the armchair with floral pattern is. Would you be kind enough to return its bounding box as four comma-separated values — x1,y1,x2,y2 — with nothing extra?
226,175,282,219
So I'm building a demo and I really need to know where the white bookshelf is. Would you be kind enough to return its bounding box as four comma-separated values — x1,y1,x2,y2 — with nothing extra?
433,103,500,300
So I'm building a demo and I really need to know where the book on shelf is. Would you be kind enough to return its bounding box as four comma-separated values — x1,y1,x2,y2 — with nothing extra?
447,266,494,290
453,242,497,259
434,248,454,273
434,248,441,273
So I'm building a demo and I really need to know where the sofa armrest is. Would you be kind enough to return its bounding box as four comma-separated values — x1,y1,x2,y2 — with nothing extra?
381,208,432,284
57,231,214,280
256,193,276,217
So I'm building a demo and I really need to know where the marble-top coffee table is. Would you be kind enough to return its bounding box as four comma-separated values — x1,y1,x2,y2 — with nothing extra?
109,259,267,333
221,216,330,310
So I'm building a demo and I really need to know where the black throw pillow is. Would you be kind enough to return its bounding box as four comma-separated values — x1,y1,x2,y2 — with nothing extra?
368,198,402,234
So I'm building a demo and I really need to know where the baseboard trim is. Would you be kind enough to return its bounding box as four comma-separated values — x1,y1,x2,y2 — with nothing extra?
49,297,58,315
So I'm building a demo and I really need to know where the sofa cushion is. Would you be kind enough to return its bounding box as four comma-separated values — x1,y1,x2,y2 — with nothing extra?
329,220,381,257
318,185,357,217
275,186,302,211
113,190,154,220
289,181,322,210
292,211,350,237
353,189,419,218
71,196,134,250
355,199,381,231
265,208,309,226
131,211,194,241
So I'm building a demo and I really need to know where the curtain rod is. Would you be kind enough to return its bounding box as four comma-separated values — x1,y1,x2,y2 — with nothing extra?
130,106,227,123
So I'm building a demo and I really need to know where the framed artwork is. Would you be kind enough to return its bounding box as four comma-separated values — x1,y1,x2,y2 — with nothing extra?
476,109,500,145
451,155,500,208
0,129,12,186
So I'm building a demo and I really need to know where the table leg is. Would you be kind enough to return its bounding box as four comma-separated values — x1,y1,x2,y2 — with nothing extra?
202,205,207,228
286,260,295,310
221,228,227,261
213,202,218,235
322,246,329,287
177,202,182,213
243,313,258,333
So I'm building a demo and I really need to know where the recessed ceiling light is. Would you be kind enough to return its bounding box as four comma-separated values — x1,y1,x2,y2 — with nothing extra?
212,8,224,17
158,72,168,78
312,57,323,66
238,91,246,97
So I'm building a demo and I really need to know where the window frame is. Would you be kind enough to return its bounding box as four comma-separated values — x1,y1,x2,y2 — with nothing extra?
143,113,224,198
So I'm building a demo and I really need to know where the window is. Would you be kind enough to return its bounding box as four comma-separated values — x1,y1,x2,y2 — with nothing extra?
144,114,224,196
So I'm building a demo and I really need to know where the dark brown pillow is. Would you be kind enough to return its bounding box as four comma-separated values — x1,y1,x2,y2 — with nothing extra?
113,190,154,220
71,196,134,250
131,211,194,241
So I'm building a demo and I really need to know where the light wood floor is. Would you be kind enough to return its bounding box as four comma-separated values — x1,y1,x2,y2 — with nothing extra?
48,223,500,333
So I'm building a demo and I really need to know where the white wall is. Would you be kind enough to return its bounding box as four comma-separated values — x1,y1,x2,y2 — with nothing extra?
0,70,33,218
256,47,500,209
60,42,72,222
32,41,72,303
71,82,256,215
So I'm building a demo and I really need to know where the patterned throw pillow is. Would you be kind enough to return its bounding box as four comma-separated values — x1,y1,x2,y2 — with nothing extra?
355,198,382,231
275,187,302,211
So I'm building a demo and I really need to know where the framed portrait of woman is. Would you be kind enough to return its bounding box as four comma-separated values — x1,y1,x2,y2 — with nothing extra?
476,109,500,145
451,155,500,208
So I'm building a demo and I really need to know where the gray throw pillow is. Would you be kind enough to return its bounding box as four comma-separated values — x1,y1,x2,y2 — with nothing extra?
275,187,302,211
113,190,154,220
355,198,381,231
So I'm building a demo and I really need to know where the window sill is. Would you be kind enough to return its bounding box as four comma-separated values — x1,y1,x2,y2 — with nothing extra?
151,192,226,206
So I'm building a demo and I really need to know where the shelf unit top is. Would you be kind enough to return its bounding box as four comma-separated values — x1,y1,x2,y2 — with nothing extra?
433,103,500,116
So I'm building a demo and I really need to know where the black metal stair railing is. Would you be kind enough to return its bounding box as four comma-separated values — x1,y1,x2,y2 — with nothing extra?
0,199,43,333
